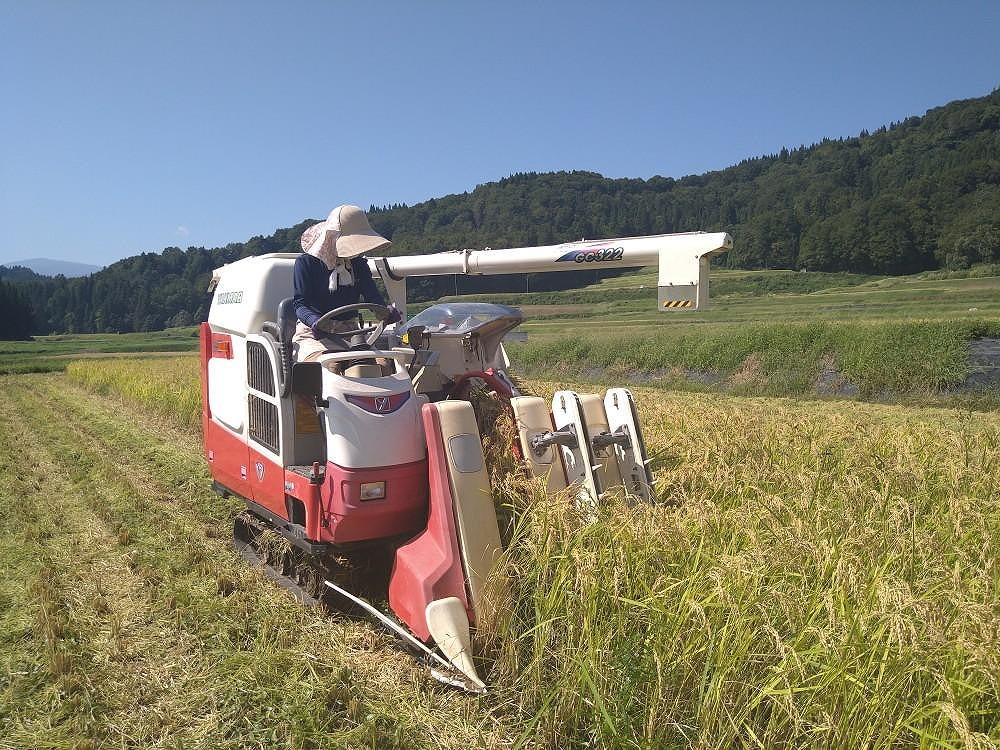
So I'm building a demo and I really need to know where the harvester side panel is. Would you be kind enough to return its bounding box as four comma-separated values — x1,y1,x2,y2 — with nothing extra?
205,419,251,499
389,403,470,641
435,400,502,625
247,447,286,517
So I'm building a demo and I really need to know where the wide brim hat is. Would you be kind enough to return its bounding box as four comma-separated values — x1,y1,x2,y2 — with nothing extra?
300,204,391,262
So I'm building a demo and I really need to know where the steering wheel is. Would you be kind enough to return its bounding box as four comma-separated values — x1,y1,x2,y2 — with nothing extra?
313,303,391,350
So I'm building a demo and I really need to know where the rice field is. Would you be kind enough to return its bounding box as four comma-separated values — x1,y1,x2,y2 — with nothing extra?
487,386,999,747
67,356,202,429
8,268,1000,413
0,356,991,748
0,328,199,374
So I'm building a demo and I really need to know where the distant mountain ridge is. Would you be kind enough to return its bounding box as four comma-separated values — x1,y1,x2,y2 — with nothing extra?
10,88,1000,333
2,258,103,277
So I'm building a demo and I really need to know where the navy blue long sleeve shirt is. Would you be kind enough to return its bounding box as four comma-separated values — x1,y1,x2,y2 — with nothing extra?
292,253,386,328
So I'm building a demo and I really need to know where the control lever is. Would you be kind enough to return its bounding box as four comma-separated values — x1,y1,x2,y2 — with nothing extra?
403,324,428,377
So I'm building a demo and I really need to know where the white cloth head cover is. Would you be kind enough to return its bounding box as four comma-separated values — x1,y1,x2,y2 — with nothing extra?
328,259,354,292
300,204,390,270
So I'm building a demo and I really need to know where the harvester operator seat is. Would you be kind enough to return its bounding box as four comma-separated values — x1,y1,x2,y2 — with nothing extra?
277,296,296,345
343,363,383,378
263,298,389,383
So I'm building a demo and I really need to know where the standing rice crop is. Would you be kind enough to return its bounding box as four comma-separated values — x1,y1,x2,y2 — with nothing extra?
67,356,201,429
482,388,999,748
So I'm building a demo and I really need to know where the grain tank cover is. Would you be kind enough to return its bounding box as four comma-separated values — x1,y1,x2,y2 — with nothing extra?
396,302,522,338
208,253,299,335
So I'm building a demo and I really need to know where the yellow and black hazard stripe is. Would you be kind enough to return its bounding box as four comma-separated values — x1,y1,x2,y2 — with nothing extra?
662,299,694,309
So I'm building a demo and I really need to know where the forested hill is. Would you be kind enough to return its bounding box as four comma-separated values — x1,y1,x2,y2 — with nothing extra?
0,265,44,282
13,89,1000,334
371,89,999,273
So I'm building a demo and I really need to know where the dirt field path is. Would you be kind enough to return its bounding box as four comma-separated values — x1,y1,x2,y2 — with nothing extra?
0,374,511,750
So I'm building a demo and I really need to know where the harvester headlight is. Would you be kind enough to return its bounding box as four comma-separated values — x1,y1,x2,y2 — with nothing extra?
359,481,386,501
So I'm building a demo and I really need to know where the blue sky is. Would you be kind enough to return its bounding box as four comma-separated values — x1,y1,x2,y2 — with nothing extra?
1,1,997,267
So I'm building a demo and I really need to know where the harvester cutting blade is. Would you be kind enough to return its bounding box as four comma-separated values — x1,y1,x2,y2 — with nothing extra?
552,390,602,508
322,580,486,694
604,388,655,501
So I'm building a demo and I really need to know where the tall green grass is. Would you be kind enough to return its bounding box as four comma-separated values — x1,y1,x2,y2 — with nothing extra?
509,319,1000,397
916,263,1000,280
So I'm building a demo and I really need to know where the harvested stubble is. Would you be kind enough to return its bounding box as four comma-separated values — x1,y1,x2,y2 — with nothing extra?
54,358,1000,748
1,374,505,750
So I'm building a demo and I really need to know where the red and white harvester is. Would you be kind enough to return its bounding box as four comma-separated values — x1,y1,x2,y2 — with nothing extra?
200,231,731,690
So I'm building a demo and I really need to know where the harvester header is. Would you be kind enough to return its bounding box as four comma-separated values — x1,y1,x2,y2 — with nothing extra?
368,230,732,317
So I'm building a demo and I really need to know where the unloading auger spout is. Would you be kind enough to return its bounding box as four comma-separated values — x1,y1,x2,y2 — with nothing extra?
367,231,733,319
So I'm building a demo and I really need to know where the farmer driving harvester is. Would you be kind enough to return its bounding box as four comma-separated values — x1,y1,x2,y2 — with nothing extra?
202,218,731,690
292,204,401,362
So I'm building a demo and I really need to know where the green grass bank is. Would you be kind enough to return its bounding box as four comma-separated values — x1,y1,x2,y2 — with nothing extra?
507,319,1000,401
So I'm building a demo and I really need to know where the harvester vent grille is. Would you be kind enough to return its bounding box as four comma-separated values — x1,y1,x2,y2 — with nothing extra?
246,341,275,396
248,395,279,454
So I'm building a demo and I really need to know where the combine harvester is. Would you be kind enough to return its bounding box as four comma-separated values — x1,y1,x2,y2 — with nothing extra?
200,231,731,691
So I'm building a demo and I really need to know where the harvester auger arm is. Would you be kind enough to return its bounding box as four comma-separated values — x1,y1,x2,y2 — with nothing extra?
368,231,732,319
